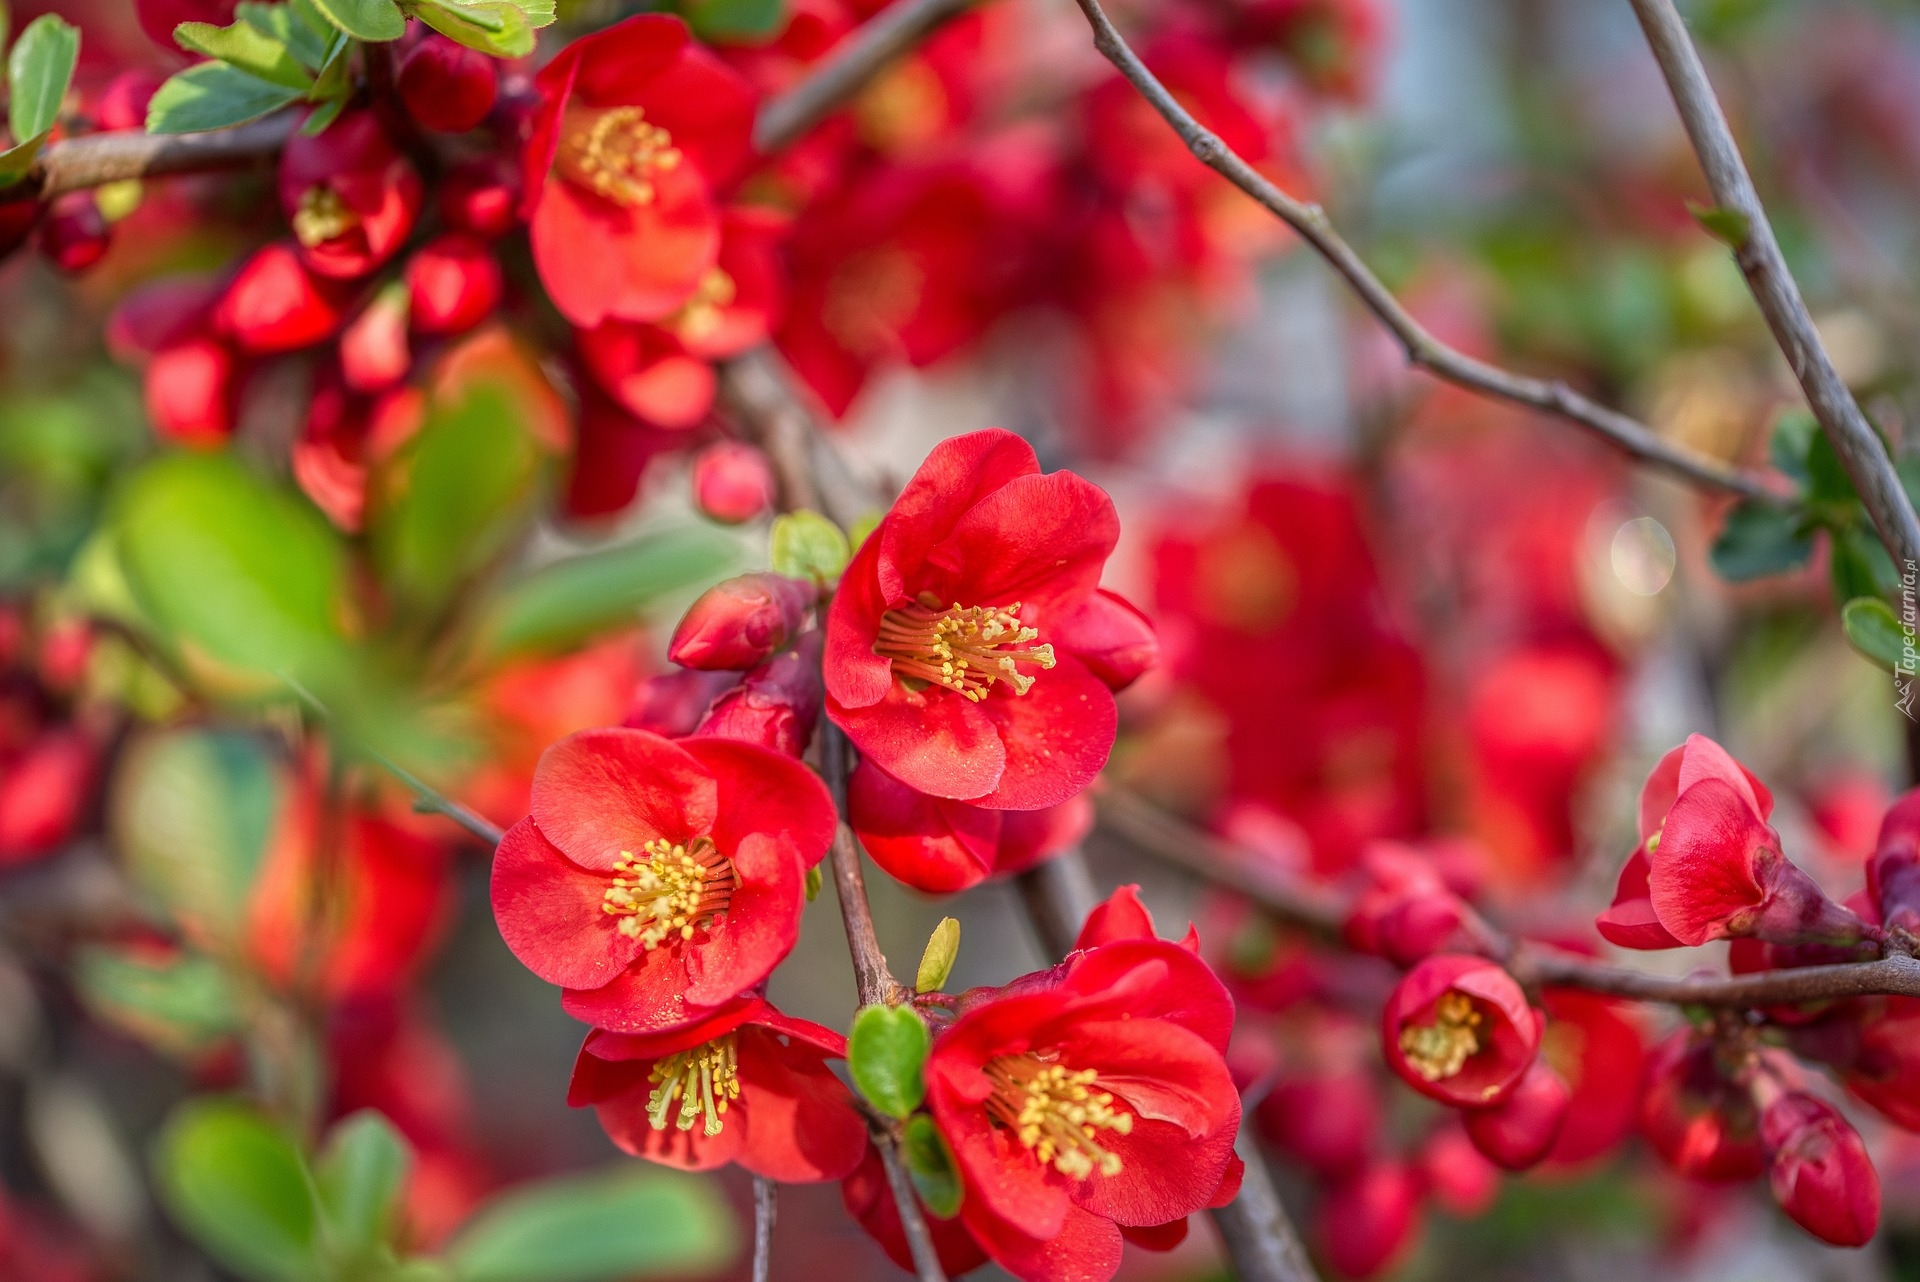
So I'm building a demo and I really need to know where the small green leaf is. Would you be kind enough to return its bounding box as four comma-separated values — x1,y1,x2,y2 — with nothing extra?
1768,410,1817,489
146,60,304,133
175,18,312,90
1806,427,1857,509
804,865,822,902
8,14,79,148
1687,199,1751,249
411,0,533,57
685,0,783,41
448,1167,735,1282
299,93,347,135
153,1099,321,1282
914,918,960,994
1831,524,1896,603
477,528,736,658
1842,596,1915,674
0,129,47,188
848,1004,929,1120
846,511,882,555
1709,499,1813,582
315,1111,411,1256
307,0,405,41
900,1116,961,1219
769,510,849,586
237,0,334,69
72,946,241,1060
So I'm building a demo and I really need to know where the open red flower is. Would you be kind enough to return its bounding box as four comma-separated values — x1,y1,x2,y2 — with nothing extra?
924,937,1241,1282
825,429,1143,810
278,111,422,281
567,994,865,1181
1382,955,1539,1107
524,15,757,329
490,728,835,1034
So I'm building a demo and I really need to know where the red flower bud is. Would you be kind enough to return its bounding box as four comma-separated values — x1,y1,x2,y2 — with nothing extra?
1345,843,1470,965
1463,1059,1569,1171
439,158,519,239
1417,1124,1499,1218
1638,1031,1763,1182
406,234,502,337
397,35,498,134
691,440,775,524
1383,955,1539,1107
668,573,816,671
39,193,111,273
146,337,238,445
1256,1072,1380,1178
625,668,742,738
216,243,347,353
1314,1160,1422,1280
278,110,422,280
1868,787,1920,936
340,287,411,393
0,730,96,864
94,70,162,132
1756,1084,1880,1247
692,631,825,758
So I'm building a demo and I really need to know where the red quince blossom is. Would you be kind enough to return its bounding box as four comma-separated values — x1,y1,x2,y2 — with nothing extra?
490,728,835,1034
1638,1031,1763,1181
669,573,816,671
1462,1059,1569,1171
924,936,1242,1282
1073,883,1199,953
1418,1124,1499,1218
1754,1079,1880,1247
1538,988,1645,1166
1343,842,1476,965
1382,955,1539,1107
525,15,758,329
825,429,1142,810
215,243,350,354
405,234,502,337
567,994,866,1181
278,111,423,281
398,36,498,134
691,632,826,759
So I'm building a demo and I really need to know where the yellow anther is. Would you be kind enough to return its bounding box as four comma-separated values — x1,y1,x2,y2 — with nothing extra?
601,836,736,950
292,186,359,247
984,1055,1132,1180
555,104,683,208
874,593,1056,702
1397,990,1484,1082
664,267,738,344
647,1034,741,1138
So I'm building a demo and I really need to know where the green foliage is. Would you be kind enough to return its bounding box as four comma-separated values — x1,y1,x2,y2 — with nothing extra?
447,1167,736,1281
174,17,314,90
72,946,242,1059
1,13,78,187
1709,499,1812,581
411,0,535,58
149,0,352,134
847,1004,930,1119
683,0,784,41
1842,596,1913,674
306,0,405,40
770,509,850,585
155,1100,323,1282
915,917,960,993
314,1112,412,1261
147,59,307,133
476,528,737,658
900,1116,962,1219
1686,200,1751,249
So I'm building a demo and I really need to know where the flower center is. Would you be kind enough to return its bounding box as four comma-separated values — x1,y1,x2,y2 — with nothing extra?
555,105,683,208
647,1034,740,1138
1397,990,1483,1082
984,1054,1133,1179
292,186,359,247
663,267,737,344
874,592,1056,702
601,836,736,949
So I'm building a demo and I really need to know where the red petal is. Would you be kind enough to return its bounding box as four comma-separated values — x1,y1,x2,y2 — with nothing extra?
973,654,1117,810
562,944,699,1033
1648,778,1772,946
877,429,1040,601
928,469,1119,618
1052,588,1159,691
1595,848,1683,949
682,832,802,1007
964,1198,1122,1282
1676,733,1773,820
847,756,1000,894
680,736,837,868
530,728,716,872
490,818,639,989
572,14,691,103
731,1025,867,1182
822,529,895,710
1073,884,1156,950
595,1074,745,1171
828,681,1005,803
1059,938,1235,1053
531,173,719,329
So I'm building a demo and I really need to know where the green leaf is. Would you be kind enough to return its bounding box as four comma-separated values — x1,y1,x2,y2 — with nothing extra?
1686,199,1751,249
1830,524,1896,603
449,1167,735,1282
315,1111,412,1256
914,918,959,994
847,1004,929,1120
110,729,283,946
237,0,335,69
1842,596,1915,674
1806,426,1856,509
900,1115,961,1219
307,0,405,41
685,0,783,41
1709,499,1813,581
1769,410,1817,489
8,14,78,148
146,60,304,133
803,865,822,902
477,528,736,658
71,945,241,1059
153,1099,321,1282
299,93,347,135
0,129,47,188
175,18,312,90
769,510,849,586
411,0,533,57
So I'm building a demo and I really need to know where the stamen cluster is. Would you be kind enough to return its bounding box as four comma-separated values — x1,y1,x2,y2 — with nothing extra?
602,836,735,949
984,1054,1134,1179
646,1034,741,1137
875,593,1057,702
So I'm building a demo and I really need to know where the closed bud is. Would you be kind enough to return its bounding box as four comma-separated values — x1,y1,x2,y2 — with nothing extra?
1756,1084,1880,1247
406,234,502,336
0,730,96,865
1345,843,1470,965
668,573,816,671
692,440,776,524
1256,1072,1380,1178
397,35,497,133
146,337,237,445
39,193,111,274
216,242,346,353
1314,1160,1423,1280
1463,1059,1570,1171
439,158,519,239
1868,788,1920,936
340,285,411,392
693,631,825,758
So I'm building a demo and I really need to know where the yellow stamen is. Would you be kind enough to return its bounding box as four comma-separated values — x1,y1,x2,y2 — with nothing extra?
984,1054,1132,1179
292,186,358,247
663,267,737,344
647,1034,741,1138
555,104,683,207
874,592,1056,702
601,836,736,949
1397,991,1483,1082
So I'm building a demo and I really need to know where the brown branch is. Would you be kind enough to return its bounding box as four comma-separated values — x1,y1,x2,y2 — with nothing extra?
1063,0,1779,503
821,726,906,1009
751,1176,776,1282
38,113,299,198
1626,0,1920,566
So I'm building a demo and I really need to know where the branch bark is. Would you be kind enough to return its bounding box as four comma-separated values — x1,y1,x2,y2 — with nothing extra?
1063,0,1778,503
1626,0,1920,567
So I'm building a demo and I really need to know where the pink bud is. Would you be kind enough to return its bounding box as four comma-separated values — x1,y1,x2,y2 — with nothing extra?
1418,1124,1500,1218
692,631,825,758
340,287,411,393
1257,1072,1380,1178
216,243,346,353
0,730,95,864
624,668,742,738
1757,1086,1880,1247
668,573,816,671
145,337,237,445
397,35,497,133
94,70,162,132
691,440,776,524
1314,1160,1423,1280
439,158,519,239
1463,1059,1570,1171
406,234,501,336
39,193,111,274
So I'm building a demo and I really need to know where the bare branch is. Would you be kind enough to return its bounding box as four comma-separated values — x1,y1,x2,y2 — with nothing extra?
1626,0,1920,565
752,1177,776,1282
821,726,906,1009
39,114,299,198
1208,1130,1323,1282
1064,0,1778,502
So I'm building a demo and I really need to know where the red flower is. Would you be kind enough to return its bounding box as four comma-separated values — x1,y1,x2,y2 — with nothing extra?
398,35,498,134
691,440,776,524
669,573,816,671
1868,787,1920,937
924,937,1241,1282
1256,1071,1380,1179
567,994,866,1181
1638,1031,1762,1182
215,243,349,354
1313,1158,1422,1280
825,429,1140,810
1073,883,1197,952
1462,1059,1569,1171
1343,842,1474,965
692,633,825,759
406,234,502,337
1755,1082,1880,1247
1538,988,1645,1167
1382,955,1539,1107
490,728,836,1034
0,729,95,865
278,111,422,281
524,15,757,328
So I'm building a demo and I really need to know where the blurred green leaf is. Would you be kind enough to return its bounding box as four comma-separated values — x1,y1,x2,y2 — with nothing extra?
900,1115,961,1219
1686,200,1751,249
1709,499,1812,581
847,1004,928,1120
1830,524,1895,603
684,0,782,40
1842,596,1911,673
448,1167,735,1282
0,130,46,187
237,0,336,69
411,0,534,57
146,59,303,133
72,945,241,1059
1768,410,1816,487
307,0,404,40
315,1111,412,1257
1806,426,1857,509
769,510,849,586
8,14,78,147
154,1099,321,1282
477,528,736,658
111,729,282,946
914,918,959,994
174,18,313,90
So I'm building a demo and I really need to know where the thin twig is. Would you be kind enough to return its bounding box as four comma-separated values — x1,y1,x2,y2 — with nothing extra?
368,749,506,847
822,727,905,1009
1209,1128,1322,1282
38,114,299,198
1063,0,1778,503
1626,0,1920,565
752,1177,776,1282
